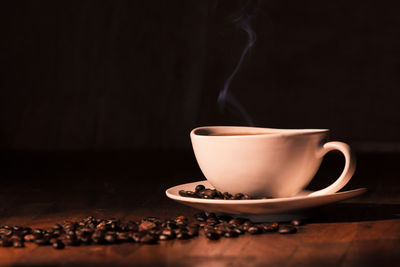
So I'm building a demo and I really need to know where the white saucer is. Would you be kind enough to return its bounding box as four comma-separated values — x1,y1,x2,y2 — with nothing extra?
165,180,366,222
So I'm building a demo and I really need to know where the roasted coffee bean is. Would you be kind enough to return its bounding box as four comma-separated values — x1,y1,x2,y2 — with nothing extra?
139,234,157,244
214,225,227,236
234,193,244,200
0,238,12,247
105,232,117,244
195,184,206,193
96,221,108,230
291,219,303,226
92,231,105,244
278,225,297,234
161,220,178,230
206,217,219,226
202,189,216,199
175,216,188,226
160,229,175,240
178,190,188,197
35,238,50,246
248,226,261,234
194,212,207,222
176,232,190,239
24,234,36,242
205,231,220,240
52,224,63,230
126,222,138,232
262,222,279,232
32,229,44,235
229,218,246,226
224,230,239,238
52,240,65,249
13,240,24,248
217,215,233,222
223,192,233,200
139,221,157,232
186,191,198,198
0,229,13,237
159,235,169,241
116,232,130,242
233,227,244,235
60,235,80,246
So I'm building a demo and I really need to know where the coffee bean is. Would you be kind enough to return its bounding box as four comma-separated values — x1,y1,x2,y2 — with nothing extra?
185,191,198,198
92,230,105,244
262,222,279,232
278,225,297,234
13,240,24,248
234,193,244,200
224,230,239,238
194,212,207,222
35,238,50,246
139,234,157,244
105,232,117,244
229,218,245,226
205,231,220,240
159,235,169,241
206,217,219,226
130,232,144,243
195,184,206,193
0,238,12,247
248,226,261,234
52,240,65,249
0,229,13,237
217,215,233,222
139,221,157,232
52,224,63,230
24,234,36,242
161,220,178,230
291,219,303,226
161,228,174,237
176,232,190,239
116,232,130,242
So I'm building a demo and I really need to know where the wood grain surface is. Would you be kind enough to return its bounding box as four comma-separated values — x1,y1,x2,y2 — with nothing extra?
0,151,398,266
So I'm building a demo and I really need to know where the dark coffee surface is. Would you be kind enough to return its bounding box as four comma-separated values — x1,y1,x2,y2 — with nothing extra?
208,132,270,136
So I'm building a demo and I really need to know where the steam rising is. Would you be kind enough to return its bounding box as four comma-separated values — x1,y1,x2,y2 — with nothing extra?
218,11,256,126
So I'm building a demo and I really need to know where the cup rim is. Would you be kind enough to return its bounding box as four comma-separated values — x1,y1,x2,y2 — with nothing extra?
191,126,329,138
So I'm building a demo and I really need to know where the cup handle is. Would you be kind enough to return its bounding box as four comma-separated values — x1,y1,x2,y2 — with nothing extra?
308,141,356,196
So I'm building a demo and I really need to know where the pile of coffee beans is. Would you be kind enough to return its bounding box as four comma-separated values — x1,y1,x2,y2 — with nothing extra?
179,184,267,200
195,212,299,240
0,213,301,249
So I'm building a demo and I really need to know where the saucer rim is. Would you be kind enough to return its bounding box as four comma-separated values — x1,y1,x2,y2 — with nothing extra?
165,180,367,205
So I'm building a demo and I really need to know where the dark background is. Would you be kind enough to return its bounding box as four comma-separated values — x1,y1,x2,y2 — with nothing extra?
1,0,400,151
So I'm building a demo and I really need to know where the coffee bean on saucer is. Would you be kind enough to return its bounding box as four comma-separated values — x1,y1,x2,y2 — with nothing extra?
278,225,297,234
234,193,244,200
195,184,206,193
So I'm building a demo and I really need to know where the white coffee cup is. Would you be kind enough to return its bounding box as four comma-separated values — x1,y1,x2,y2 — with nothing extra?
190,126,356,198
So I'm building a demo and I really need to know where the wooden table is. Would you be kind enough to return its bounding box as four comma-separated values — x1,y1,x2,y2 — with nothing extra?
0,151,398,266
